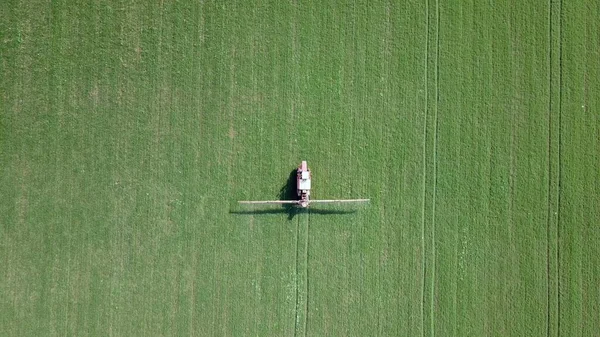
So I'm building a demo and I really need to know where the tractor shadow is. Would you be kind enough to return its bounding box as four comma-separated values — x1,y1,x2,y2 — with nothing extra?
279,169,299,220
231,169,355,220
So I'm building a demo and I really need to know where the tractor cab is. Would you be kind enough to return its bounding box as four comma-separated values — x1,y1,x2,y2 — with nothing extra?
297,161,311,207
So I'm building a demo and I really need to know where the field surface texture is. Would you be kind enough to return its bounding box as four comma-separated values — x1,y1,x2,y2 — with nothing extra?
1,1,599,336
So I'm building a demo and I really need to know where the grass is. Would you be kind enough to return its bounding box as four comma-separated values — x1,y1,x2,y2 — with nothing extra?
1,0,599,336
433,1,551,334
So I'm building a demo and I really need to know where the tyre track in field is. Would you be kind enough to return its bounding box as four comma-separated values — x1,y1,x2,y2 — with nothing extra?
556,0,563,333
422,1,440,337
293,212,309,337
293,214,300,336
421,0,429,333
290,2,307,336
431,2,440,335
546,0,562,336
304,212,310,336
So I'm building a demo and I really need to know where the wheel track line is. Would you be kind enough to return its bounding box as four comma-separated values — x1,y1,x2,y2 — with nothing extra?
430,1,440,335
546,0,563,336
291,3,302,336
422,1,440,336
293,214,300,337
421,0,430,335
379,2,392,335
545,2,553,336
556,0,563,334
421,0,440,336
303,212,310,337
293,211,310,337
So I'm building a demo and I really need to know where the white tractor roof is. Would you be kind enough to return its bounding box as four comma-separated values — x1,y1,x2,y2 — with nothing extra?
299,178,311,190
299,170,311,190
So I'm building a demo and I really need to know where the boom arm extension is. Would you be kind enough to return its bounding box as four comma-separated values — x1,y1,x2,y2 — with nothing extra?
309,199,370,203
238,200,300,205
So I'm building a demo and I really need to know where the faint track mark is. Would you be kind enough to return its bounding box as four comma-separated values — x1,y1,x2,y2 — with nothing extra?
304,212,310,336
293,215,300,337
556,0,563,334
430,2,440,335
421,0,430,335
293,212,309,337
378,2,392,335
422,1,440,337
546,2,552,335
546,1,563,336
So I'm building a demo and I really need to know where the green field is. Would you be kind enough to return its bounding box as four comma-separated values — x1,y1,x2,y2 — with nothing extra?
1,1,599,336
